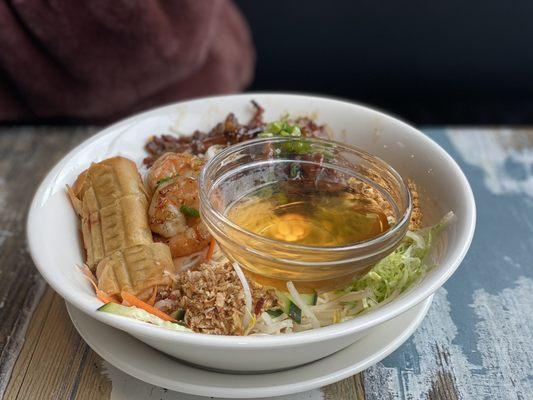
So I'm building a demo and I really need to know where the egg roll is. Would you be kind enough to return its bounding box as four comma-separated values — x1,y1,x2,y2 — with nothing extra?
96,243,174,300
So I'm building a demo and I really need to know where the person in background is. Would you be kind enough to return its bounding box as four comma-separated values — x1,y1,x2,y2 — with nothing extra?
0,0,254,123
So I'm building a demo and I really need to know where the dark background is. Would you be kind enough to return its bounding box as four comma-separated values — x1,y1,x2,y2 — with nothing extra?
235,1,533,125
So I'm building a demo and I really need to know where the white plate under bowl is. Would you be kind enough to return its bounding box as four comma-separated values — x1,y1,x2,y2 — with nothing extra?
66,295,432,399
28,93,476,371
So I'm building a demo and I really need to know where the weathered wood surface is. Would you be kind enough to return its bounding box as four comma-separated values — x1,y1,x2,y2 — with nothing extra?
0,127,95,398
0,127,531,400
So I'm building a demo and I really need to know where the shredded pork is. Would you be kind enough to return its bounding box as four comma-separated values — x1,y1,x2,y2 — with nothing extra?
143,101,266,167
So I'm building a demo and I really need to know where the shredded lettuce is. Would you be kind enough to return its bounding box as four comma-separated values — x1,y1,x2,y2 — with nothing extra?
350,211,455,307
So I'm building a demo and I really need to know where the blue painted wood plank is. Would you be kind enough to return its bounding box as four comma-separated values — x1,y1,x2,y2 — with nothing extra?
363,129,533,400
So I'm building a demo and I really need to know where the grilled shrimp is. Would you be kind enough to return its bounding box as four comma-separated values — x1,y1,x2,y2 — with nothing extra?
147,153,211,258
147,152,204,193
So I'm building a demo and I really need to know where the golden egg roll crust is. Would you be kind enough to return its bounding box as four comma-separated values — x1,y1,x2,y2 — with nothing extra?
96,243,174,300
71,157,148,206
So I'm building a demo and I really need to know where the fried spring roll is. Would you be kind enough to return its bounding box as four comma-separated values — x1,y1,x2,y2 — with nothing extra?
96,243,174,300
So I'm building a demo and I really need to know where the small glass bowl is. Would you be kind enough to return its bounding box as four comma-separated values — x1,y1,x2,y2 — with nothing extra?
199,137,412,293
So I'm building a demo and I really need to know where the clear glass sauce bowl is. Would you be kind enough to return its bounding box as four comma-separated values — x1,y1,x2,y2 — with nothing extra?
199,137,412,293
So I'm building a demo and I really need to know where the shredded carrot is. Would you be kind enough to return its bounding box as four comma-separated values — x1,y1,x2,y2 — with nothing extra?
204,239,216,262
96,290,116,304
121,291,176,322
147,285,158,306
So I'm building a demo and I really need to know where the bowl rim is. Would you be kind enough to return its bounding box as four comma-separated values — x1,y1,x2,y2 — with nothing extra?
199,135,413,254
27,92,476,348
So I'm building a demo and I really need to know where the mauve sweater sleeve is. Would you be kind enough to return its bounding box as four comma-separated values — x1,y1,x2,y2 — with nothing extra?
0,0,254,122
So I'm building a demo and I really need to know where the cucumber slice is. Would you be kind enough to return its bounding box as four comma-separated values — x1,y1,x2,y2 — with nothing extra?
97,303,191,332
275,290,317,306
299,293,318,306
288,302,302,324
276,291,292,315
98,302,130,315
275,290,314,324
274,290,317,324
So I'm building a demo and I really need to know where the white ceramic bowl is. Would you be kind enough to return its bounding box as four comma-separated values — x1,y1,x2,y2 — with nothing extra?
27,94,475,372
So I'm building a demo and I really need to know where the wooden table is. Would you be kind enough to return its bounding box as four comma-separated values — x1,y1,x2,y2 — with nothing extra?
0,127,531,400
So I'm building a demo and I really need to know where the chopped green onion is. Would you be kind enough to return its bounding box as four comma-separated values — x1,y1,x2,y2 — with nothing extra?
180,205,200,218
259,119,330,158
261,120,302,139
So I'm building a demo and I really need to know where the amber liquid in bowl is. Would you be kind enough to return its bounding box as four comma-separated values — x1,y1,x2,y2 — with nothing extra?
228,184,389,246
225,183,390,290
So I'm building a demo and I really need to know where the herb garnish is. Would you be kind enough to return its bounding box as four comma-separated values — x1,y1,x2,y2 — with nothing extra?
258,120,302,139
180,205,200,218
259,120,312,155
258,119,335,159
